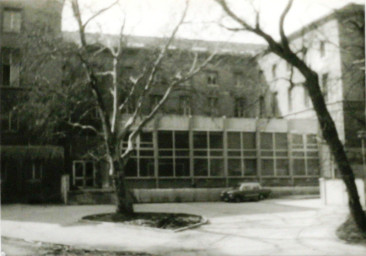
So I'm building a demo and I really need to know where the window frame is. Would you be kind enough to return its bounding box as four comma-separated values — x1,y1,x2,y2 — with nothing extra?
2,8,22,33
72,160,96,188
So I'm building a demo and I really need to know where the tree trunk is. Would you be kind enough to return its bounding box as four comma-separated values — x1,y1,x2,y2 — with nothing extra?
112,160,134,215
305,72,366,231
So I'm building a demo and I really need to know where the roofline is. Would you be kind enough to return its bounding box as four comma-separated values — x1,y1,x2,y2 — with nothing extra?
288,3,364,41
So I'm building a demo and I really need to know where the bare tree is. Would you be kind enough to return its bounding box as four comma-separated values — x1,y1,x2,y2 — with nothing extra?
216,0,366,231
20,0,214,214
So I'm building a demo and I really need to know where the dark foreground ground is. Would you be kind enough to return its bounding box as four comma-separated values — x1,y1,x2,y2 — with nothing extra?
1,237,153,256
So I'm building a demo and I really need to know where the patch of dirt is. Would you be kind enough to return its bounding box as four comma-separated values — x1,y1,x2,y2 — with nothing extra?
1,237,153,256
44,245,152,256
336,213,366,245
83,212,203,230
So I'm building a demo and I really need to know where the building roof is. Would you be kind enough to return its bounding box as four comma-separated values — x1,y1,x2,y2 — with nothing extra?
63,31,265,56
288,3,364,41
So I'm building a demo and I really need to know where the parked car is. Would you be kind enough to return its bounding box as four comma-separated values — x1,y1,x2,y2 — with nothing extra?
220,182,271,202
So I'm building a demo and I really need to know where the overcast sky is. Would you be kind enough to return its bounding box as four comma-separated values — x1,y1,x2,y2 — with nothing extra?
62,0,364,44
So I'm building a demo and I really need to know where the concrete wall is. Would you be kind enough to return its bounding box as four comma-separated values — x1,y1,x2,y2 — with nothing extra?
68,186,320,204
319,178,365,208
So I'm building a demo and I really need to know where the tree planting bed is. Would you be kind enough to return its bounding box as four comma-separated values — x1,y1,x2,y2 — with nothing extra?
82,212,205,231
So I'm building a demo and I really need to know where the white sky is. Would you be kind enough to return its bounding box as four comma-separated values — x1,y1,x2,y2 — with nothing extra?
62,0,365,44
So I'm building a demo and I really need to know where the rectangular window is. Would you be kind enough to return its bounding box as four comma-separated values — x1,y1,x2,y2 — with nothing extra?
26,161,43,181
272,64,277,78
3,9,21,33
227,132,241,149
179,96,191,116
206,71,218,86
72,161,96,188
234,97,245,117
321,73,328,101
271,91,278,116
234,72,244,87
150,94,163,111
259,96,265,117
244,159,257,176
1,48,20,87
288,86,293,112
228,159,242,176
320,41,325,57
0,110,19,132
303,85,310,107
208,97,218,116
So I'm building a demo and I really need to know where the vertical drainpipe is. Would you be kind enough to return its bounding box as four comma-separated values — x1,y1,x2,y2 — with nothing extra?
189,115,194,186
256,119,262,184
153,117,159,188
223,116,228,187
288,130,294,186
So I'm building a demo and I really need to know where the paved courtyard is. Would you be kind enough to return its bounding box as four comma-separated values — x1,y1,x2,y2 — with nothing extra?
1,199,366,256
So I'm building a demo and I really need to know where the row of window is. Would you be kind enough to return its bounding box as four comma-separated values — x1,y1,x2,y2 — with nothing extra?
147,95,250,117
271,41,327,78
1,160,42,182
286,72,329,112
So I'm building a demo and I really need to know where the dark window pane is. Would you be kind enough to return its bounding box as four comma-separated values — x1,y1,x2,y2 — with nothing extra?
210,150,223,156
158,159,173,177
243,151,256,156
243,132,256,149
140,158,155,177
125,158,137,177
261,151,274,157
175,132,189,148
85,178,94,187
228,151,241,156
307,159,319,175
210,159,224,176
194,159,208,176
75,180,83,187
140,150,154,156
209,132,223,149
175,150,189,156
227,132,241,149
275,151,288,157
261,159,274,176
244,159,257,176
193,132,207,148
175,158,190,176
159,150,173,156
261,133,273,149
292,134,303,145
194,150,207,156
275,133,288,149
276,159,289,176
74,162,83,177
2,65,10,85
228,159,242,176
307,134,317,144
292,151,305,157
140,132,152,142
307,152,318,157
158,131,173,148
293,159,305,175
85,162,94,177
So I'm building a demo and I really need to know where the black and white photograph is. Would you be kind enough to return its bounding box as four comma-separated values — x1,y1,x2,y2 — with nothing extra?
0,0,365,255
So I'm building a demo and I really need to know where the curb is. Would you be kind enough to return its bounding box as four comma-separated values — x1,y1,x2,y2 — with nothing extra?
79,215,209,233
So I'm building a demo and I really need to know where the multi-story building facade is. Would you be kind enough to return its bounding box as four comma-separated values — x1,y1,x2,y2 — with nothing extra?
1,0,324,203
0,0,65,203
258,4,365,179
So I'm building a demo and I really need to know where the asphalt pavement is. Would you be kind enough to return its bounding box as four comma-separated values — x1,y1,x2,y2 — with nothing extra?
1,199,366,256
